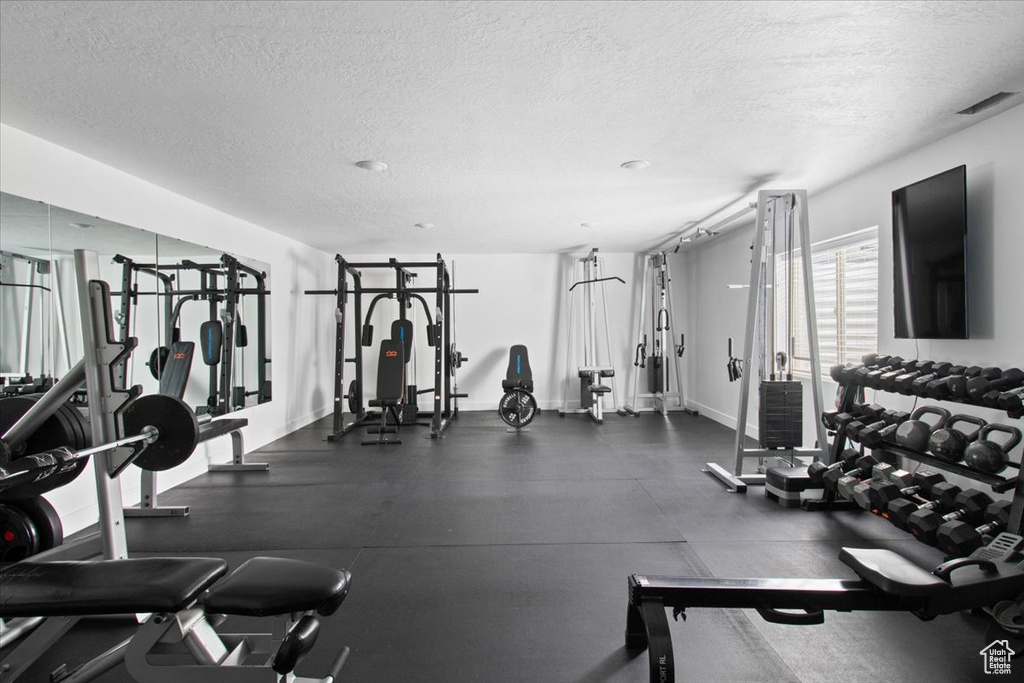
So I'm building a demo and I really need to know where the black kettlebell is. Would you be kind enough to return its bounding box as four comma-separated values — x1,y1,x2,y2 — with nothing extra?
963,424,1023,474
895,406,951,452
927,414,987,463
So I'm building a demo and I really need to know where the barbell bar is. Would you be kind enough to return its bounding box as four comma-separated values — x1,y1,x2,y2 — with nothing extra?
0,394,200,497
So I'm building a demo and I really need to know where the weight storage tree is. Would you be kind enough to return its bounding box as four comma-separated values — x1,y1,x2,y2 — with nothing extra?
559,248,626,424
705,190,828,492
305,254,477,441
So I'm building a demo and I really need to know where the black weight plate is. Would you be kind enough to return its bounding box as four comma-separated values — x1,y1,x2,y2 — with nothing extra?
16,495,63,555
147,346,172,380
122,394,200,472
0,396,86,499
498,389,537,428
347,380,359,414
0,502,40,561
32,404,88,493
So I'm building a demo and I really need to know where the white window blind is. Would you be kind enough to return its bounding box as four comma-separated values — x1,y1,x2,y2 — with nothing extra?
775,227,879,380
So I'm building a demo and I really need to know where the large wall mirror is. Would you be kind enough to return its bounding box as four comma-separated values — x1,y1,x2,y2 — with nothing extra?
0,191,271,416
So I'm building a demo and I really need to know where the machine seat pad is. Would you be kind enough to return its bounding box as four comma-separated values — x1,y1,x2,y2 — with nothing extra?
204,557,352,617
839,548,950,597
591,385,612,394
199,418,249,442
0,558,228,618
501,379,534,392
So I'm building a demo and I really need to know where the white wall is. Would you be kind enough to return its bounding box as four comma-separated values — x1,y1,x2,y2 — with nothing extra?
683,104,1024,455
0,124,338,534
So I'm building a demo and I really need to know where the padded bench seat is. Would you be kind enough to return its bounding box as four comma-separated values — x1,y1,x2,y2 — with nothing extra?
839,547,951,597
0,558,228,618
199,417,249,442
204,557,352,617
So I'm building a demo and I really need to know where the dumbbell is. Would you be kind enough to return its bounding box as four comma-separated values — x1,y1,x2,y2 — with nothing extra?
851,355,902,386
963,424,1022,474
861,356,906,388
859,470,945,514
982,371,1024,407
895,406,951,452
909,363,956,397
822,403,884,434
924,365,975,400
877,360,925,392
948,366,1000,398
859,411,911,448
886,482,963,530
836,462,895,500
927,414,986,463
966,368,1024,402
831,355,891,384
893,361,939,395
822,454,879,494
934,500,1013,557
807,449,859,487
996,385,1024,412
849,410,910,445
906,489,993,545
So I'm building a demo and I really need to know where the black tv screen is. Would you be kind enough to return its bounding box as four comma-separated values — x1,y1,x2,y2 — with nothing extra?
892,165,968,339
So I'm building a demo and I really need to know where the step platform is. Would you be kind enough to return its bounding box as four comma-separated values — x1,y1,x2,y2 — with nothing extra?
765,466,822,508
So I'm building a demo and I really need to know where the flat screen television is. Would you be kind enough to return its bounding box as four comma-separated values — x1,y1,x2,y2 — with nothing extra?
892,165,968,339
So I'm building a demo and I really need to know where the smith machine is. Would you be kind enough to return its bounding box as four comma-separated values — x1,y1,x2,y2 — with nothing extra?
703,190,828,492
305,254,477,441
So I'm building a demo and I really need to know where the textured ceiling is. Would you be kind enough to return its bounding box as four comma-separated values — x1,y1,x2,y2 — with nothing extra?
1,1,1022,254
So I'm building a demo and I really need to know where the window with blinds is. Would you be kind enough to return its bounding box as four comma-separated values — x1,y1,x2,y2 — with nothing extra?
775,227,879,380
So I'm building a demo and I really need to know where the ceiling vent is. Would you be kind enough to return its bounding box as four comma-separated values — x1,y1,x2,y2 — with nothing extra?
957,92,1018,115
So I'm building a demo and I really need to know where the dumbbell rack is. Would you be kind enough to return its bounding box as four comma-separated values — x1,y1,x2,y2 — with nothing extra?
807,364,1024,536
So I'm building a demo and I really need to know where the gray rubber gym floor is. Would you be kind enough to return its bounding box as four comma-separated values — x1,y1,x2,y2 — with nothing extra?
16,411,1017,682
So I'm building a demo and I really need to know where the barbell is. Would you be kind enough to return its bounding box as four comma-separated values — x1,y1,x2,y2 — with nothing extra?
0,394,200,498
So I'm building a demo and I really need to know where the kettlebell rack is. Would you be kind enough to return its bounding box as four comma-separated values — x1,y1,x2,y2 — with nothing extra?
810,357,1024,536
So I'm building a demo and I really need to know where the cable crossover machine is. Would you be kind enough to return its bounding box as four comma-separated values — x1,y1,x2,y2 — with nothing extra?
703,189,828,492
305,254,477,441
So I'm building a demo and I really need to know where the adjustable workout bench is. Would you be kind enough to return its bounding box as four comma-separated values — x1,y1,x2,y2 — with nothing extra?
0,556,352,682
626,533,1024,683
363,339,405,445
126,341,267,518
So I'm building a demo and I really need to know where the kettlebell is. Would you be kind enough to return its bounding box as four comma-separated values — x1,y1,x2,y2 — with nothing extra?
895,406,951,452
963,424,1023,474
927,414,987,463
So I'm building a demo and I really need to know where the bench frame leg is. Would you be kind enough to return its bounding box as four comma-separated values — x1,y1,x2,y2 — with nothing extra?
208,430,270,472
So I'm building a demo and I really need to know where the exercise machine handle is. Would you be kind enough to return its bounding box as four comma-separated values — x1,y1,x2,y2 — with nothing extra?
568,276,625,292
932,557,998,583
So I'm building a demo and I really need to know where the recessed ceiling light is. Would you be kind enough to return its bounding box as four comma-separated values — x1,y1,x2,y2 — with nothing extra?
69,222,93,229
620,160,650,170
414,223,434,229
580,222,599,228
355,160,388,171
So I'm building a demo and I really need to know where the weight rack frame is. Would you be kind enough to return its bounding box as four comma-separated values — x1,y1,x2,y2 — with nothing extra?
305,254,478,441
808,366,1024,534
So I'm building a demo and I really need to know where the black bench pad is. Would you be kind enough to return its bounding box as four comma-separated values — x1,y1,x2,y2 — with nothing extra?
0,558,228,618
839,548,950,597
199,418,249,442
204,557,352,617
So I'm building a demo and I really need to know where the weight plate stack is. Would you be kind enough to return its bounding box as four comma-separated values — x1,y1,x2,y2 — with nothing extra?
0,395,90,498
